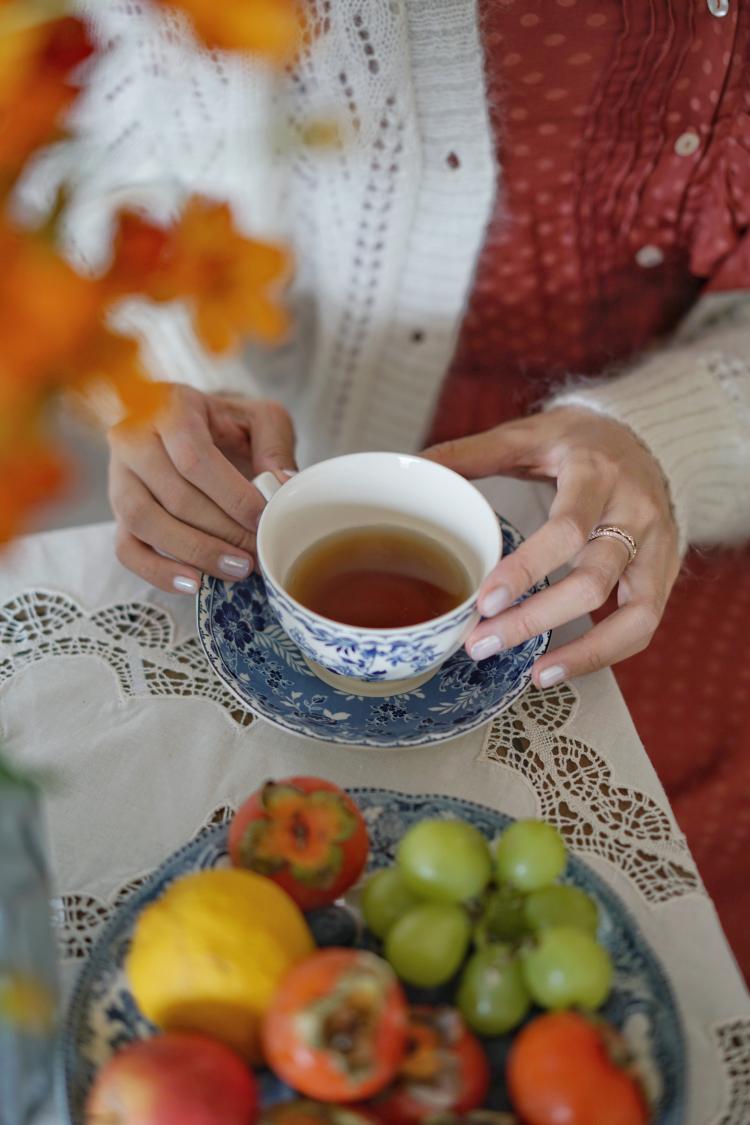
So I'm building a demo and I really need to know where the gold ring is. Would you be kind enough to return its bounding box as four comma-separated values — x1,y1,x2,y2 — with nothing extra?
587,525,638,565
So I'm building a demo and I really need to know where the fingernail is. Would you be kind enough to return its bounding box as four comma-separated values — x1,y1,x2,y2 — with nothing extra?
539,664,566,689
173,575,199,595
480,585,512,617
470,635,503,661
220,554,252,578
281,469,298,478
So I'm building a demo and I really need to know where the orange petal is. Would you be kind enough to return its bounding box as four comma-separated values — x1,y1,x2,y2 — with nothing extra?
153,0,301,63
115,374,169,429
0,17,94,175
245,294,290,345
74,329,169,429
193,300,236,354
0,447,68,546
39,16,95,75
106,210,176,299
0,24,44,107
0,231,104,380
237,240,292,286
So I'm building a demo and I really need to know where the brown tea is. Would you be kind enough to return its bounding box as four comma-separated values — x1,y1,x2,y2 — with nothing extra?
286,525,472,629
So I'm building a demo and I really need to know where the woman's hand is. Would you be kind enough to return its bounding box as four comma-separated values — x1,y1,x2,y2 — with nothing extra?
108,384,296,594
423,407,681,687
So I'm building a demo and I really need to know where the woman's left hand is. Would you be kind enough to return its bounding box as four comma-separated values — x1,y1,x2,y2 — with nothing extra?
422,407,681,688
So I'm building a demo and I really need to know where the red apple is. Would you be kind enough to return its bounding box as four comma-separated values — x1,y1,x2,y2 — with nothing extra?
85,1032,258,1124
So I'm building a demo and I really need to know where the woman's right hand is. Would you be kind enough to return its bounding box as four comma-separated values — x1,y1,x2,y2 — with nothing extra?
108,384,297,594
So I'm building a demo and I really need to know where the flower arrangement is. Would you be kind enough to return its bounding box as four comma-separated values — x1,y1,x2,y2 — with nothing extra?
0,0,300,544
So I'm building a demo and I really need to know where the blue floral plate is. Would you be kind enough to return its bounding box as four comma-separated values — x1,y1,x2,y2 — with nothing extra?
197,517,551,747
61,790,686,1122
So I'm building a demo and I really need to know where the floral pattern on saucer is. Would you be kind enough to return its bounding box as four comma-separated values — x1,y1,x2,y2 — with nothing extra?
197,518,551,747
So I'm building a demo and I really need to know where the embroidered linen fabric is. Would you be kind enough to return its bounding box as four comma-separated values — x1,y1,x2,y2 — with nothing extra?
18,0,750,550
0,482,748,1124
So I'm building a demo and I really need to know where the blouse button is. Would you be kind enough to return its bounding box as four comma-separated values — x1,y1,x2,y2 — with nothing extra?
674,131,701,157
635,245,664,268
707,0,730,16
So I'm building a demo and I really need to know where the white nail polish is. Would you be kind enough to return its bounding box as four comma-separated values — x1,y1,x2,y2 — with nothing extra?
539,664,566,689
173,575,198,595
481,585,512,617
220,554,251,577
281,469,298,478
470,635,503,661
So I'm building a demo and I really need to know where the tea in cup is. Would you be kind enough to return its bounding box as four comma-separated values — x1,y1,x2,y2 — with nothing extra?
253,452,501,694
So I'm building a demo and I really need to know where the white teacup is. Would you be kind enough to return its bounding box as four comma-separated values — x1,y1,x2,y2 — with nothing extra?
253,452,501,694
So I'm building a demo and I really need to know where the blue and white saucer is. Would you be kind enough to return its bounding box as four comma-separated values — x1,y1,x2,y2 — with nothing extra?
197,517,550,748
61,790,686,1123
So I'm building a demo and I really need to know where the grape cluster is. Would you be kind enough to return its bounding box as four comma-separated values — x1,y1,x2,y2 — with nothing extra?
361,817,613,1037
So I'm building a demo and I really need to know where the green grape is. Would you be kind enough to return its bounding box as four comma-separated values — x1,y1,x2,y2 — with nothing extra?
361,867,421,939
494,820,566,892
457,944,531,1035
385,902,471,987
523,884,598,935
474,884,528,946
521,925,613,1010
397,819,492,903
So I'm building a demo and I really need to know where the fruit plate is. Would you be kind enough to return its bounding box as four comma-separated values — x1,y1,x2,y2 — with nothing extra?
196,517,551,748
60,789,686,1123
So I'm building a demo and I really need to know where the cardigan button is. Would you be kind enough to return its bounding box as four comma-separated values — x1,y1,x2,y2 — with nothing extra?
707,0,730,16
635,245,664,268
674,131,701,157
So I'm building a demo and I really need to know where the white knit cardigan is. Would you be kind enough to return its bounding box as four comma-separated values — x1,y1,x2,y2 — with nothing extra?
23,0,750,552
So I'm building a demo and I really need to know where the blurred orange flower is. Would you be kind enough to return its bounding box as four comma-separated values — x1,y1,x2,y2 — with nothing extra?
69,327,169,429
153,0,301,62
107,198,292,354
0,214,166,544
0,6,299,546
0,215,167,416
0,218,103,386
0,320,166,544
0,444,68,544
0,14,94,177
106,210,174,299
175,199,292,353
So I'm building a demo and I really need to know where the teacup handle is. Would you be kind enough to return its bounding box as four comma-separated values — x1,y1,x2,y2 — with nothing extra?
253,471,284,504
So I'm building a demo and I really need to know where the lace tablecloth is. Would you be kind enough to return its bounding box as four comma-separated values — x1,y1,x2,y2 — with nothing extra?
1,478,748,1124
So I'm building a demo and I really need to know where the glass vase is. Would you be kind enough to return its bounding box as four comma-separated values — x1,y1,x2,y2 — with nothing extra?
0,762,59,1125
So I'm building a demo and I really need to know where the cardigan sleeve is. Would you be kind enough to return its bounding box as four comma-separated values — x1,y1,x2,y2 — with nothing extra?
548,296,750,553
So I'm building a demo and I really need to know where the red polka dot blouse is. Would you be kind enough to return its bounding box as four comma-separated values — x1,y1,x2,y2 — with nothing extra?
432,0,750,438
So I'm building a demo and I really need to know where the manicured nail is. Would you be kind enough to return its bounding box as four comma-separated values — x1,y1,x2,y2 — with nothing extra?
539,664,566,689
220,554,251,578
173,575,199,595
281,469,298,478
470,635,503,661
480,585,512,617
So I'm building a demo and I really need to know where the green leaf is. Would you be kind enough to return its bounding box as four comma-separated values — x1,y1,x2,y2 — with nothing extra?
261,781,305,812
289,843,344,889
307,789,358,842
0,751,45,792
238,818,285,874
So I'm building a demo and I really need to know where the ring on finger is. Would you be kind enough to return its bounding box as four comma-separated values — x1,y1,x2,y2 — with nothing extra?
587,524,638,565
